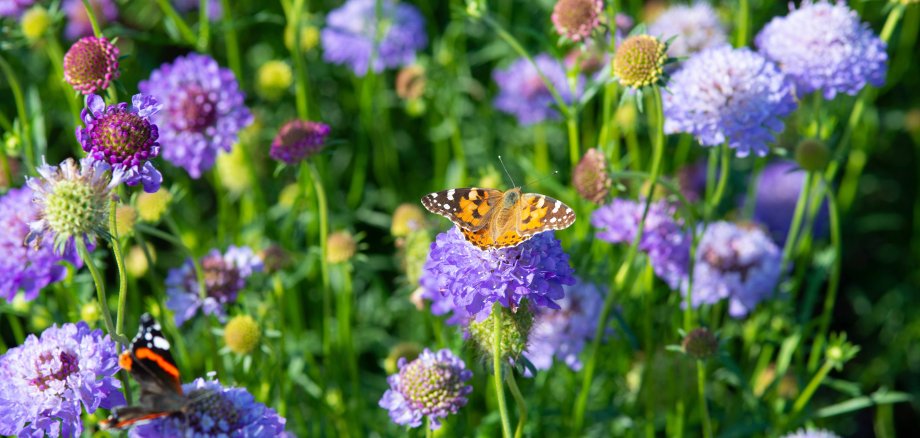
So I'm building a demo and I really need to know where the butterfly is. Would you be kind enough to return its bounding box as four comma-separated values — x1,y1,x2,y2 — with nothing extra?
100,313,188,431
421,187,576,250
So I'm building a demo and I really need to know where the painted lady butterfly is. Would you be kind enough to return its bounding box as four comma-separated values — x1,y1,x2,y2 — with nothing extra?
421,187,576,250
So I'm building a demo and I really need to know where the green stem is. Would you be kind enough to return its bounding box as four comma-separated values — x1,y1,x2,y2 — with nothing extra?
426,417,433,438
77,239,125,345
45,38,82,136
289,0,310,118
534,124,548,175
779,172,816,279
109,202,128,339
197,0,210,52
697,360,713,438
221,0,243,87
81,0,103,38
306,162,332,358
154,0,198,46
493,307,513,438
567,114,580,170
0,54,35,175
506,370,527,438
809,178,842,368
706,143,730,219
791,361,834,416
734,0,750,48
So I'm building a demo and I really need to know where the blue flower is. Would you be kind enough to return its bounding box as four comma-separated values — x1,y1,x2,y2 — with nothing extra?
493,54,582,125
525,280,605,372
781,428,841,438
166,246,262,326
663,46,797,157
321,0,427,75
648,2,727,59
755,0,887,100
749,160,829,245
379,348,472,430
0,322,124,438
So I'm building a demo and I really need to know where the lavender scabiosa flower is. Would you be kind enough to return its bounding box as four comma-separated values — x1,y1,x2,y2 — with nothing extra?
25,157,122,254
781,429,841,438
420,227,576,321
525,280,605,372
166,245,263,326
749,160,828,245
63,36,119,95
1,187,83,302
551,0,604,42
269,119,331,164
62,0,117,40
663,46,797,157
0,0,35,17
648,2,728,59
130,378,286,437
755,1,887,100
379,348,472,430
321,0,427,75
592,198,690,289
139,53,252,178
684,221,783,318
77,94,162,192
0,322,125,438
493,54,582,125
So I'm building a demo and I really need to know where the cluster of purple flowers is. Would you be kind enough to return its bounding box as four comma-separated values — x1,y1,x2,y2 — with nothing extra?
592,198,691,289
166,245,263,326
648,2,727,59
493,54,582,125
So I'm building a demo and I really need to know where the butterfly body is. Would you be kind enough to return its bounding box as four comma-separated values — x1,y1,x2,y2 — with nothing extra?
421,187,576,250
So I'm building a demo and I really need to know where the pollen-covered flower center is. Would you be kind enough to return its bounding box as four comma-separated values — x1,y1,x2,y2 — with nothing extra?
45,180,100,236
172,86,218,132
29,350,79,392
398,361,463,413
184,389,240,433
614,35,667,88
90,111,156,164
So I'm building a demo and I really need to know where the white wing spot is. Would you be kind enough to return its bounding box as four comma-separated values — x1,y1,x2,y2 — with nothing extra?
550,217,557,223
447,189,455,201
552,201,561,213
144,332,153,340
536,196,546,208
153,323,162,331
469,189,479,199
442,203,450,210
565,208,573,215
152,336,171,350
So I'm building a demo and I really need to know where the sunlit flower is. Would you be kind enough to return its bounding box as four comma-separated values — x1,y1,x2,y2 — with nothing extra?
379,348,472,430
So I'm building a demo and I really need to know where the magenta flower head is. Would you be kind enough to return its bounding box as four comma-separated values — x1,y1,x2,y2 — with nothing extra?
63,36,119,95
321,0,428,75
420,227,576,322
62,0,117,40
551,0,604,42
379,348,472,430
663,46,797,157
77,94,162,193
166,245,263,326
0,322,125,438
1,187,83,302
755,0,887,100
139,53,253,178
130,378,286,437
270,120,331,164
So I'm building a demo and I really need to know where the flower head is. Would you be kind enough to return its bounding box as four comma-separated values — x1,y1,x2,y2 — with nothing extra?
663,46,797,157
0,322,124,438
750,161,828,244
269,119,331,164
525,280,605,372
682,327,718,360
166,245,263,326
683,221,783,318
468,302,535,361
573,148,611,203
493,54,582,125
781,429,841,438
224,315,261,355
321,0,427,75
391,203,426,237
139,53,252,178
130,378,286,437
648,2,727,59
552,0,604,42
25,157,121,253
592,198,690,289
63,0,117,40
0,0,36,18
21,5,51,40
63,37,119,95
396,65,426,100
77,94,162,192
1,187,83,302
613,35,668,89
755,0,887,99
256,60,293,101
327,231,357,264
379,348,472,430
794,138,831,172
420,227,576,322
136,188,172,222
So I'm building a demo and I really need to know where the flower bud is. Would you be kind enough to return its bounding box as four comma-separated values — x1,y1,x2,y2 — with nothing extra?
256,61,293,101
573,148,611,204
216,144,253,195
126,244,155,278
21,6,52,41
224,315,261,355
63,37,120,95
392,204,426,237
136,188,172,223
114,204,137,237
551,0,604,42
794,138,831,172
468,302,534,361
682,327,718,360
80,301,102,325
326,231,357,264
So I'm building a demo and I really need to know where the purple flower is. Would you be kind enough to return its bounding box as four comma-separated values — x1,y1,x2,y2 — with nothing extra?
270,119,331,164
321,0,427,75
750,160,828,245
592,198,690,289
420,227,576,322
172,0,222,20
0,187,83,302
0,0,35,17
77,94,162,193
493,54,583,125
684,221,783,318
63,36,120,95
781,428,841,438
130,377,286,437
379,348,472,430
62,0,117,40
525,280,605,372
0,322,124,438
648,2,727,59
755,0,887,100
663,46,797,157
139,53,252,178
166,245,262,326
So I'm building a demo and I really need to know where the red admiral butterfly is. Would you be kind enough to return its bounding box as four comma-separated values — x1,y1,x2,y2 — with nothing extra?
100,313,188,430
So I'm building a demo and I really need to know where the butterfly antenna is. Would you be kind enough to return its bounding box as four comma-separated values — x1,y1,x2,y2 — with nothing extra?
521,170,560,190
498,155,517,188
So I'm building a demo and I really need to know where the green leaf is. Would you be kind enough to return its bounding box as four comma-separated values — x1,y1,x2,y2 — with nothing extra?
815,390,912,418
